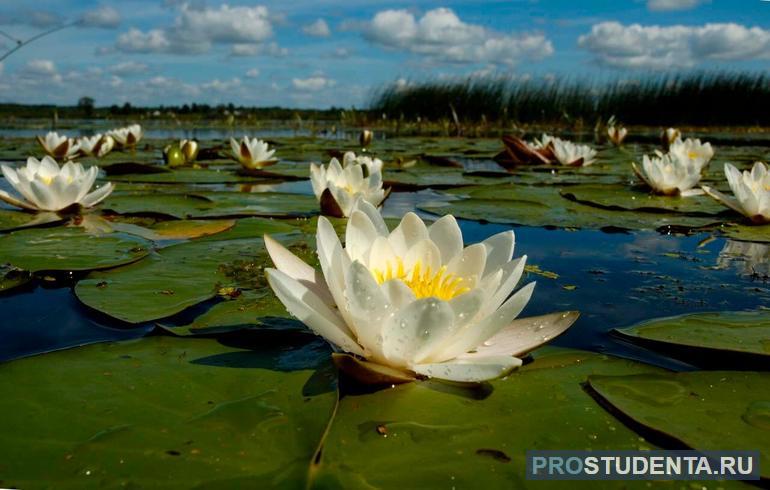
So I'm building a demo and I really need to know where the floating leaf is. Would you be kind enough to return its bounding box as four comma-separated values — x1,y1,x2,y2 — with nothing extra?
588,371,770,479
614,311,770,369
0,227,150,272
0,265,32,294
0,209,64,233
312,349,665,488
561,184,727,215
0,335,337,488
718,224,770,243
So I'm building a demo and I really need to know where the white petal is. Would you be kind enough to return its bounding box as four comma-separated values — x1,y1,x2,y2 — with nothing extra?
266,268,363,356
264,234,333,305
403,238,442,275
702,185,747,217
352,198,389,236
457,311,579,360
427,214,463,264
483,256,526,317
380,279,417,311
0,190,36,211
412,356,522,382
80,182,114,208
388,212,428,256
480,231,515,278
345,209,380,264
436,282,535,362
380,297,455,367
446,243,487,285
344,261,391,361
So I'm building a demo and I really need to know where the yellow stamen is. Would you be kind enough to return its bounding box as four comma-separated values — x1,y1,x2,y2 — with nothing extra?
371,258,469,301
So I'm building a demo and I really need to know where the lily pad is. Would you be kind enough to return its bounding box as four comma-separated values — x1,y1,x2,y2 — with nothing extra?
111,219,236,241
614,311,770,369
561,184,728,216
0,265,32,294
588,371,770,479
312,349,666,489
102,192,319,219
0,334,337,488
719,224,770,243
418,184,720,232
75,223,304,323
0,227,150,272
0,209,64,233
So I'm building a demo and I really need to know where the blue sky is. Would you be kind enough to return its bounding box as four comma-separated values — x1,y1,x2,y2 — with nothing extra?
0,0,768,108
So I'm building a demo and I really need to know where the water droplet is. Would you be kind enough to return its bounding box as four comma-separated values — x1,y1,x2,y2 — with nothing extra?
483,340,494,346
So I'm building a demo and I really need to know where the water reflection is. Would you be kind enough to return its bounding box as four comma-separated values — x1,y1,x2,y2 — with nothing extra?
716,240,770,278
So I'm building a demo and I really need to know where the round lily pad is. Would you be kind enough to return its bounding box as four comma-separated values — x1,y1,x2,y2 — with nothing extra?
588,371,770,479
312,349,665,488
0,335,337,488
561,184,728,215
0,209,64,233
0,227,150,272
614,311,770,369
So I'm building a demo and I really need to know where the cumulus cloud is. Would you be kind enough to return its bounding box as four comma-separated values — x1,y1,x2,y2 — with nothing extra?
23,60,57,77
647,0,707,11
578,21,770,69
246,68,260,78
109,61,149,76
364,8,553,66
80,6,121,28
292,75,336,91
303,19,331,37
114,3,280,55
230,41,287,57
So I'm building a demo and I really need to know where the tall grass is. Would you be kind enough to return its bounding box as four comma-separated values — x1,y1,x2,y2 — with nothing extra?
370,73,770,126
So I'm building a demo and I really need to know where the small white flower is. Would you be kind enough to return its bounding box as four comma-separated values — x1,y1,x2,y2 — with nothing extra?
668,137,714,172
36,132,80,160
264,200,578,384
702,162,770,224
0,156,114,212
662,127,681,147
108,124,143,147
551,138,597,167
78,134,115,158
230,136,277,169
527,133,555,152
632,152,702,196
179,139,199,163
309,151,388,217
607,125,627,146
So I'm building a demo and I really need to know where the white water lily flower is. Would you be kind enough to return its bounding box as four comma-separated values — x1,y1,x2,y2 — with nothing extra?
552,138,597,167
632,153,702,196
309,151,388,217
702,162,770,224
108,124,143,147
179,139,199,163
668,137,714,172
607,125,627,146
37,132,80,160
662,127,681,147
264,200,578,384
0,156,114,212
528,133,555,152
78,134,114,158
230,136,277,169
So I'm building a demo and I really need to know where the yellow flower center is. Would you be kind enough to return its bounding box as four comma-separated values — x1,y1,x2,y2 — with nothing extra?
41,176,53,185
371,258,469,301
688,151,699,159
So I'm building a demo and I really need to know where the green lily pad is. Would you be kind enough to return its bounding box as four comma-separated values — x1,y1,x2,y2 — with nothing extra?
561,184,728,215
0,227,150,272
418,184,720,232
111,219,236,241
0,209,64,232
588,371,770,479
614,311,770,369
75,222,304,323
0,335,337,488
102,192,319,219
719,224,770,243
312,349,666,489
0,265,32,294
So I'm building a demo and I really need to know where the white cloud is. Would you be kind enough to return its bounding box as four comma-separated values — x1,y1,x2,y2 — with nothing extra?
109,61,149,76
365,8,553,66
230,42,288,57
292,75,336,91
201,78,242,92
116,28,171,53
80,6,121,28
578,21,770,69
23,60,57,76
114,3,279,55
647,0,707,11
246,68,260,78
303,19,331,37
